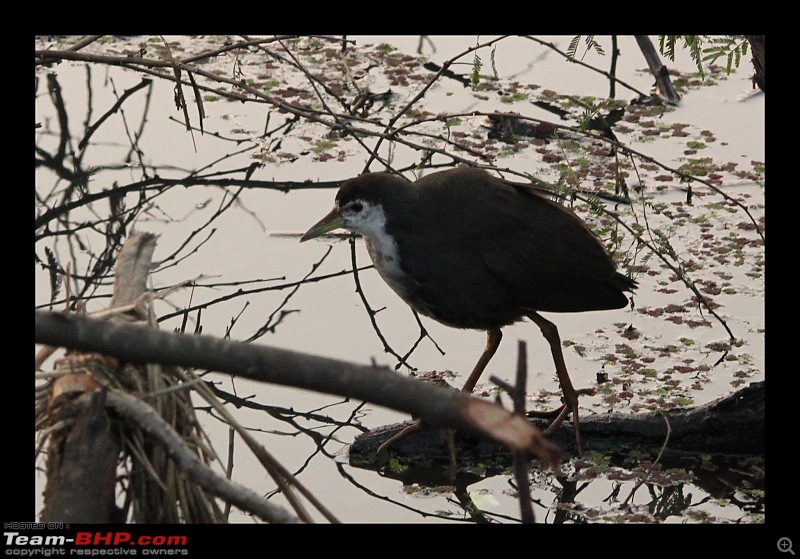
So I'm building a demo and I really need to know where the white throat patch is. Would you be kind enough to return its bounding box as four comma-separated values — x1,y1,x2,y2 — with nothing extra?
342,200,410,296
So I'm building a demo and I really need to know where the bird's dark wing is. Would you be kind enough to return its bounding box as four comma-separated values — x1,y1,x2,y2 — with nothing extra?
383,167,630,322
413,168,629,313
473,183,630,312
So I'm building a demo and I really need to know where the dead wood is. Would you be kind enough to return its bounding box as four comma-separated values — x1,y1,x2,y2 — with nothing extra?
349,380,764,468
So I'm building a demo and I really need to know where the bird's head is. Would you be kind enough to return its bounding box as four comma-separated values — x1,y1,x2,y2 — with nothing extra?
300,172,408,242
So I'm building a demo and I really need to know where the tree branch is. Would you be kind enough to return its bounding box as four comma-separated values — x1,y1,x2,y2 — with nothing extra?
35,310,560,466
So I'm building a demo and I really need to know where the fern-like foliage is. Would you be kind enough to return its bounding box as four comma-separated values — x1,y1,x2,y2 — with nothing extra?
471,51,483,90
659,35,749,76
470,41,499,91
573,98,612,132
702,36,750,73
567,35,606,60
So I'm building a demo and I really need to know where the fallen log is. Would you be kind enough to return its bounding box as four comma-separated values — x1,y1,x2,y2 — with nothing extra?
349,380,764,468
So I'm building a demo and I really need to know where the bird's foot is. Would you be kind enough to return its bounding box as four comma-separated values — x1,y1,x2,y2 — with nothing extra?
529,400,583,458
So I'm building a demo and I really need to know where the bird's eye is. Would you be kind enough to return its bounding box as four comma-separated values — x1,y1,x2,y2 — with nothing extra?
351,202,363,213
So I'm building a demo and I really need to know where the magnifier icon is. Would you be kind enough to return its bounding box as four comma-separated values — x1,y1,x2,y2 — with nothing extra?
779,538,795,555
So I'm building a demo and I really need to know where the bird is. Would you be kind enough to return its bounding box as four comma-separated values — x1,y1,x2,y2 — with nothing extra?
300,166,636,455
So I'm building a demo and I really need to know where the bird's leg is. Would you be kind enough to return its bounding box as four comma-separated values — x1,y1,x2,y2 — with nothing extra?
525,311,583,457
378,328,503,460
461,328,503,393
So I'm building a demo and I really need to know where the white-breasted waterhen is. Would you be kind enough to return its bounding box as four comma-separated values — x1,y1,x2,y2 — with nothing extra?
301,167,636,456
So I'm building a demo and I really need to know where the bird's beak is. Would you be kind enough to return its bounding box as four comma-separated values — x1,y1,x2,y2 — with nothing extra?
300,206,344,242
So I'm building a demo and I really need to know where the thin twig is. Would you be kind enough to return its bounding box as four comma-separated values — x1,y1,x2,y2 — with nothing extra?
621,410,672,507
511,341,536,524
104,389,302,523
348,235,417,371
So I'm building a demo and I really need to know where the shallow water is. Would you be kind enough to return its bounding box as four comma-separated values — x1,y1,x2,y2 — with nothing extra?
34,35,764,525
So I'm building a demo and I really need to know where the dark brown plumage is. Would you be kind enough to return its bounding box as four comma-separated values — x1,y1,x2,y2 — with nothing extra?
301,166,636,454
